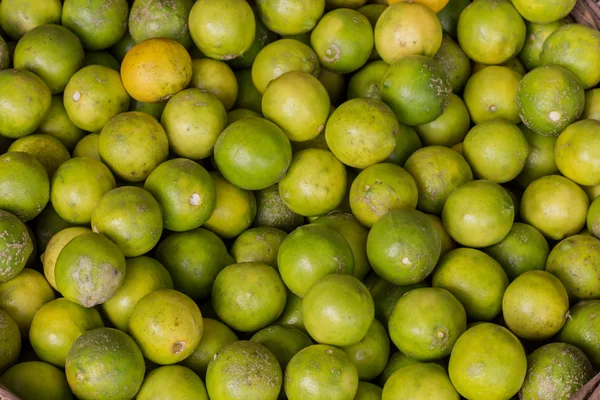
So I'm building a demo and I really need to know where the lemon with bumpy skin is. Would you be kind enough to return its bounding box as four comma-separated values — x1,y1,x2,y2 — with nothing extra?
540,24,600,89
517,65,585,137
214,117,292,191
129,289,203,365
188,0,255,61
311,8,373,73
448,323,527,400
375,3,442,64
279,149,347,217
520,175,589,240
457,0,526,65
262,71,330,142
381,55,452,126
442,180,514,248
326,98,399,169
256,0,325,35
555,119,600,186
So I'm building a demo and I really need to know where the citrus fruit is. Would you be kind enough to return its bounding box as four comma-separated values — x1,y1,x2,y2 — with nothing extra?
255,183,305,233
366,274,428,325
442,180,514,248
207,341,282,400
29,298,104,368
517,65,585,136
189,59,238,110
381,55,452,126
214,117,292,190
277,224,355,297
91,186,162,257
0,210,33,282
558,300,600,367
65,328,145,400
310,8,373,73
34,203,75,254
482,222,549,281
262,71,330,142
42,227,91,291
555,119,600,186
347,60,388,101
121,38,192,103
433,248,509,321
0,310,20,374
234,69,263,114
0,361,72,400
227,13,278,69
251,325,313,370
101,256,173,332
448,323,527,400
203,172,257,239
463,66,522,125
129,0,194,48
61,0,128,50
427,214,457,256
155,228,232,300
472,57,527,75
83,51,120,71
583,88,600,120
340,319,390,380
319,69,346,106
589,196,600,238
349,163,418,227
457,0,526,65
463,121,529,183
303,274,374,346
382,363,459,400
256,0,325,35
180,318,238,379
13,24,83,94
55,233,125,308
375,3,441,64
129,289,203,365
160,89,227,160
389,287,466,361
144,159,216,232
378,351,424,386
129,99,167,119
0,36,8,70
515,0,576,23
515,125,559,187
355,382,383,400
64,65,131,133
8,134,70,178
50,157,116,224
0,69,51,139
188,0,255,60
0,1,61,40
502,270,569,340
279,149,347,217
540,24,600,89
251,39,320,94
98,111,169,182
519,342,595,400
109,30,135,61
433,35,471,94
520,175,589,240
357,4,385,60
212,262,286,332
284,344,359,400
414,95,469,148
547,235,600,300
519,20,566,71
327,0,367,8
436,0,470,38
231,227,287,268
137,365,208,400
386,124,422,166
405,146,473,214
276,290,307,332
367,209,441,285
311,212,370,280
584,184,600,202
38,96,85,151
326,99,398,168
0,152,49,222
227,109,261,125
